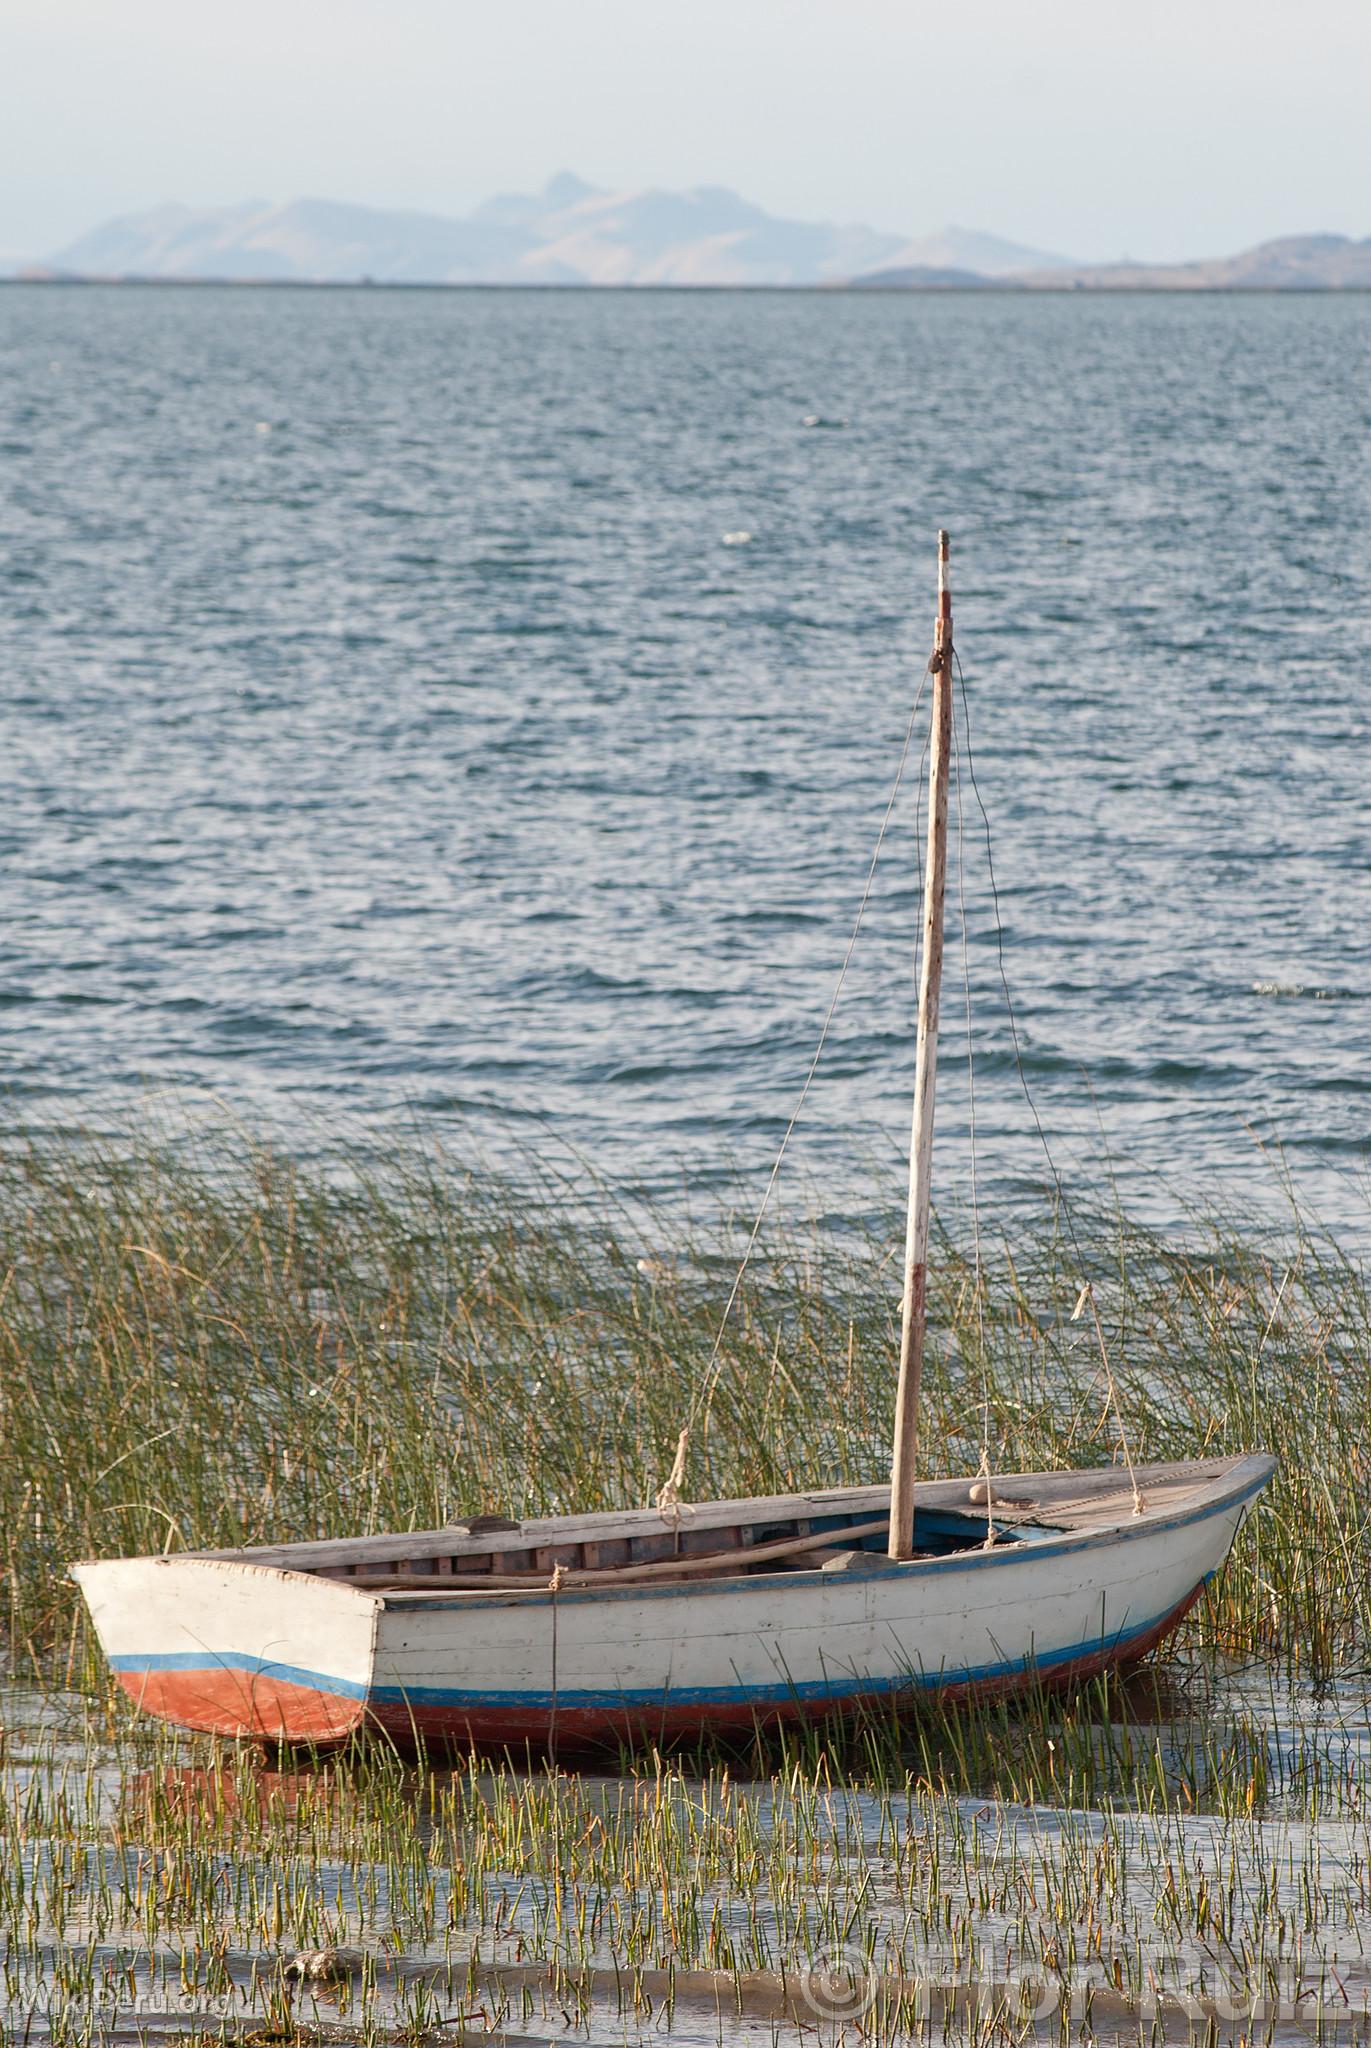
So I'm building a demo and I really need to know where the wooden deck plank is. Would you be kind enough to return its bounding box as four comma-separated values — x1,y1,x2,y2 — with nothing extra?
184,1460,1235,1573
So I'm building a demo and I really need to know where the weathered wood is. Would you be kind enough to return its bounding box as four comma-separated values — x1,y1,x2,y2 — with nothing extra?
184,1460,1237,1575
890,531,955,1561
534,1543,583,1574
191,1486,885,1571
362,1517,893,1594
73,1456,1275,1745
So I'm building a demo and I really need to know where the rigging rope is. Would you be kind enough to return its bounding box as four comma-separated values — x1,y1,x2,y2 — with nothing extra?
654,661,933,1515
953,650,1144,1513
952,716,997,1546
653,626,1144,1523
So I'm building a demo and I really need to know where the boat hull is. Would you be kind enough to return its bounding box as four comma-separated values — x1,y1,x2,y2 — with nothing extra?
364,1471,1261,1748
70,1557,379,1744
364,1583,1209,1748
72,1456,1273,1750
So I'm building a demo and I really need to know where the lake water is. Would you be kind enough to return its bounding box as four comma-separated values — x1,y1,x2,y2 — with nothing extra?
1,285,1368,1236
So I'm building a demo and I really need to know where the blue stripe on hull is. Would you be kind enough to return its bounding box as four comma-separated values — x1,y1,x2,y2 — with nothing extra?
370,1578,1212,1709
108,1577,1213,1715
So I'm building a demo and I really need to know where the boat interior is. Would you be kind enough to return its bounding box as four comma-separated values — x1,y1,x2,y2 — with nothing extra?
196,1460,1239,1596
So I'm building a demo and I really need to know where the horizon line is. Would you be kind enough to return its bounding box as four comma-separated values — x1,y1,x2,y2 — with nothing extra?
7,274,1371,296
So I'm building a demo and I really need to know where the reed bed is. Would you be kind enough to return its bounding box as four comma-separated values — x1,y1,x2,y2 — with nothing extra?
3,1691,1370,2044
2,1129,1369,2041
0,1130,1364,1687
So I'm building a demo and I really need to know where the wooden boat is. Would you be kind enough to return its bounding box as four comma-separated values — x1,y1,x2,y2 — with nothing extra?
72,536,1274,1751
74,1458,1271,1747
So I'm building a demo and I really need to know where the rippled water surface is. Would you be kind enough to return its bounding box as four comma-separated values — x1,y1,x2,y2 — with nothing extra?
7,1676,1371,2045
1,285,1368,1230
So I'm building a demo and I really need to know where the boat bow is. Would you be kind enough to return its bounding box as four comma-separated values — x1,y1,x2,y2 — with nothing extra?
70,1556,380,1742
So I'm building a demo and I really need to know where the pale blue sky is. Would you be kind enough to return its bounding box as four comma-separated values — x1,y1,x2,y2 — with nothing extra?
3,0,1368,262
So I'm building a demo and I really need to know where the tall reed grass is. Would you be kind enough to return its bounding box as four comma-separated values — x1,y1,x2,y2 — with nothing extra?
0,1130,1364,1689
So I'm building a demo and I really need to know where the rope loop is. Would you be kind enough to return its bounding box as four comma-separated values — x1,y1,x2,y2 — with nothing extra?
655,1426,691,1523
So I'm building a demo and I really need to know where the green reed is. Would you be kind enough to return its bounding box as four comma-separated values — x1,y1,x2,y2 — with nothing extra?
4,1698,1370,2045
0,1126,1365,1689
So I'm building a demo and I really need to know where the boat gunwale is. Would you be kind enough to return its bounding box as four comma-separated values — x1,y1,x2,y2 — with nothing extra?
169,1452,1268,1573
69,1454,1273,1608
370,1452,1274,1612
69,1552,385,1609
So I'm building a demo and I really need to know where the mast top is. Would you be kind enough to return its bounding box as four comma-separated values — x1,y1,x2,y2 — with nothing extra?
934,533,953,665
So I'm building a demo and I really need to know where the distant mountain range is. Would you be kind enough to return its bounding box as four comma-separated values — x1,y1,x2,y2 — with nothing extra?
849,233,1371,291
23,177,1069,287
8,178,1368,289
1011,234,1371,290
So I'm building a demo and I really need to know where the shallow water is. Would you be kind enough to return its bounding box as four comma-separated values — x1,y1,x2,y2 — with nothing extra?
1,285,1369,1234
6,1677,1371,2044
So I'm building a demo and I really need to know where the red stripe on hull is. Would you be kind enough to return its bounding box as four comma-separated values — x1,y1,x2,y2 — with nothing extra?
116,1668,364,1743
364,1586,1205,1755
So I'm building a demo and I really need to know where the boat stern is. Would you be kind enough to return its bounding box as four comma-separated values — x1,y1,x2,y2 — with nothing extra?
71,1556,380,1743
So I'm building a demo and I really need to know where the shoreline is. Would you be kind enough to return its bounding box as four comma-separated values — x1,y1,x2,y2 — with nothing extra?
6,273,1371,294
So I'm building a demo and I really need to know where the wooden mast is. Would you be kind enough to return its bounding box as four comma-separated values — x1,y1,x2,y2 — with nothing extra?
889,531,954,1561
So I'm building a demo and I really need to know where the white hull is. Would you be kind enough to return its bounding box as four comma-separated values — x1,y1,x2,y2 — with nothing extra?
73,1455,1272,1748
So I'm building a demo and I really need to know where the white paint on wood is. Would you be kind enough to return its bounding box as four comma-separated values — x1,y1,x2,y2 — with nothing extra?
71,1456,1273,1740
71,1557,379,1687
370,1458,1265,1704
